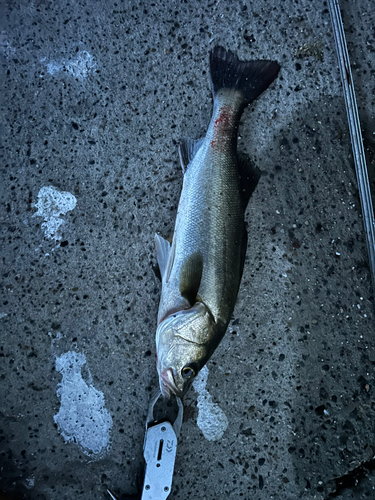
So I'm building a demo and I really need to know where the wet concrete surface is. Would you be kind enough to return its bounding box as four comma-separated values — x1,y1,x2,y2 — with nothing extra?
1,0,374,499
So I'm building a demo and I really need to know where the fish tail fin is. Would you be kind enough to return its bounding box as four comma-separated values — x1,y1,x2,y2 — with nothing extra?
209,46,280,108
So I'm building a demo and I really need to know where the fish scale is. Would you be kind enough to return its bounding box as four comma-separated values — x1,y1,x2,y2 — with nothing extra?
180,124,244,324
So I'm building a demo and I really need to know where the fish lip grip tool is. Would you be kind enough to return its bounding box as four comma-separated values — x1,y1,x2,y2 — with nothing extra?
141,390,183,499
107,390,183,500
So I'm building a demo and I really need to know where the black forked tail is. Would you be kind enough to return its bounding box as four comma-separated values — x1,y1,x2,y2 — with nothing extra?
209,45,280,108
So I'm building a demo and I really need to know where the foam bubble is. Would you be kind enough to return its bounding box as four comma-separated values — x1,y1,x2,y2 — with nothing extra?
54,351,112,455
193,365,228,441
33,186,77,241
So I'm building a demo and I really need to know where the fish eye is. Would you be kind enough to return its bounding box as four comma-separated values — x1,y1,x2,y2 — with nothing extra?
181,365,196,380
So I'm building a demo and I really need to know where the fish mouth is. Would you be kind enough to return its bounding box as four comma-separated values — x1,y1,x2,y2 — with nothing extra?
160,368,182,398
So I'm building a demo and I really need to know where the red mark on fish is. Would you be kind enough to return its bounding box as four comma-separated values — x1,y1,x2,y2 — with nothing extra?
211,105,235,150
214,105,232,129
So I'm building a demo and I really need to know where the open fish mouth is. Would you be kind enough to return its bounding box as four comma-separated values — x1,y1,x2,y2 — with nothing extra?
160,368,181,398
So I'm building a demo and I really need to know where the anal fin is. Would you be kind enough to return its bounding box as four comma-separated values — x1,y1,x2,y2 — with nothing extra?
179,137,205,173
237,154,261,208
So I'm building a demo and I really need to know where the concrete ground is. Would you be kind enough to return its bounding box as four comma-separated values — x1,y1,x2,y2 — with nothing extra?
1,1,374,499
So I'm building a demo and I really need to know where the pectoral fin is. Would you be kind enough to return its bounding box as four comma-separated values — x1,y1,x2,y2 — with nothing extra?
155,233,174,282
179,252,203,305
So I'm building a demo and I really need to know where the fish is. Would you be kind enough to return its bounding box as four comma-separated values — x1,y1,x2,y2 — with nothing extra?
155,46,280,398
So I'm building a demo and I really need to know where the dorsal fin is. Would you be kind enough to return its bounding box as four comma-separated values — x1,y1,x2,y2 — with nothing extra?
237,154,261,208
179,252,203,305
179,137,205,173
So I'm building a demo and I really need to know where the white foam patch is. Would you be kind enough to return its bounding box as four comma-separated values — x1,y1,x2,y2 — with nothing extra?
64,51,96,79
45,60,63,75
41,51,96,80
32,186,77,241
54,351,112,455
192,365,228,441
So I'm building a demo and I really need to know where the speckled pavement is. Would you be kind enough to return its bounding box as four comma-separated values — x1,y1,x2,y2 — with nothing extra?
1,1,374,499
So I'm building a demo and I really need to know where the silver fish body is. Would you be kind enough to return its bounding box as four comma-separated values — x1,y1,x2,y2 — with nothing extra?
155,46,280,397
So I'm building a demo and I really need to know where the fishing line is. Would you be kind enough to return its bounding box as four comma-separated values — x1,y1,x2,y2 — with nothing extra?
328,0,375,293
